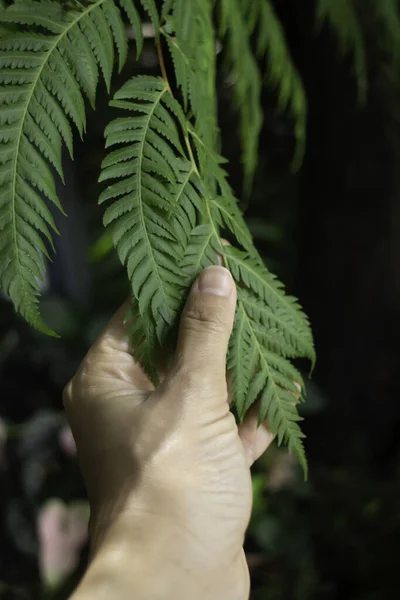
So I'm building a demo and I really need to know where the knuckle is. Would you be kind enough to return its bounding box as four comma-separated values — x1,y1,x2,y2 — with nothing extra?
170,363,228,402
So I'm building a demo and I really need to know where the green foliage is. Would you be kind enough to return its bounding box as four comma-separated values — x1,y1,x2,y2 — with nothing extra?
161,0,218,154
0,0,153,334
2,0,397,470
245,0,307,171
220,0,307,187
316,0,367,100
371,0,400,64
316,0,400,100
218,0,263,191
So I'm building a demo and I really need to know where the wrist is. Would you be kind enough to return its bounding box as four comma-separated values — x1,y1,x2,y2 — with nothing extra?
72,512,206,600
72,487,250,600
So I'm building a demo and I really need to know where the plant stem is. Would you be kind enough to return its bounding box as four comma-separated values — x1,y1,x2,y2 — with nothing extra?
157,35,173,96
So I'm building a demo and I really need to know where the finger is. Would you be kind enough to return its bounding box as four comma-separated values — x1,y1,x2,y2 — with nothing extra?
238,402,275,467
174,266,237,390
81,301,153,392
90,301,133,356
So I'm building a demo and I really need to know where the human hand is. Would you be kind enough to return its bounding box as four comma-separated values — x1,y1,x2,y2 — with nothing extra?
65,266,275,600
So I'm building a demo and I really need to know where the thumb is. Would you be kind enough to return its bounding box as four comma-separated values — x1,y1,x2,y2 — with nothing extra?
174,266,237,388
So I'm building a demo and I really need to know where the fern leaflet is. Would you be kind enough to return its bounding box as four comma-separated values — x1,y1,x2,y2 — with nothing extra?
371,0,400,65
161,0,218,153
316,0,367,100
244,0,307,171
218,0,263,192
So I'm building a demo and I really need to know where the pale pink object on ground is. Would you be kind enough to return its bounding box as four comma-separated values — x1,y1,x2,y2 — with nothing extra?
59,426,77,457
37,499,89,588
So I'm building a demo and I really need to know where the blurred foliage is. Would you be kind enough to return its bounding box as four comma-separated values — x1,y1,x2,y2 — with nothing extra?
1,0,400,599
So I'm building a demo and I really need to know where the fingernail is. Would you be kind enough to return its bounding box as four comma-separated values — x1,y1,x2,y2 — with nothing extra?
198,266,233,297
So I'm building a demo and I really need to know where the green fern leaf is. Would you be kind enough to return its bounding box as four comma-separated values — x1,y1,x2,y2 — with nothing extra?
316,0,367,100
162,0,218,151
371,0,400,65
218,0,263,191
99,76,189,344
243,0,307,172
0,0,146,332
231,296,308,475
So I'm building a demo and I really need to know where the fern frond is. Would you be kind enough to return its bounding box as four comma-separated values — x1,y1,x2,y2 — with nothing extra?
371,0,400,65
231,295,307,475
316,0,367,100
218,0,263,192
99,76,192,347
162,0,218,151
0,0,146,332
242,0,307,171
233,290,307,476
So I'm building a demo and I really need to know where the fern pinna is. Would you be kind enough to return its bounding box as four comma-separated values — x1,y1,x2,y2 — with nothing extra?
3,0,396,474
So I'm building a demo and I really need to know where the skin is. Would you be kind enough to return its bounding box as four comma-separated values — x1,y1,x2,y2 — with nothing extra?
65,266,275,600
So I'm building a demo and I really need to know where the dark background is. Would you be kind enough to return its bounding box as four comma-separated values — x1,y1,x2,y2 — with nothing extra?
1,1,400,598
